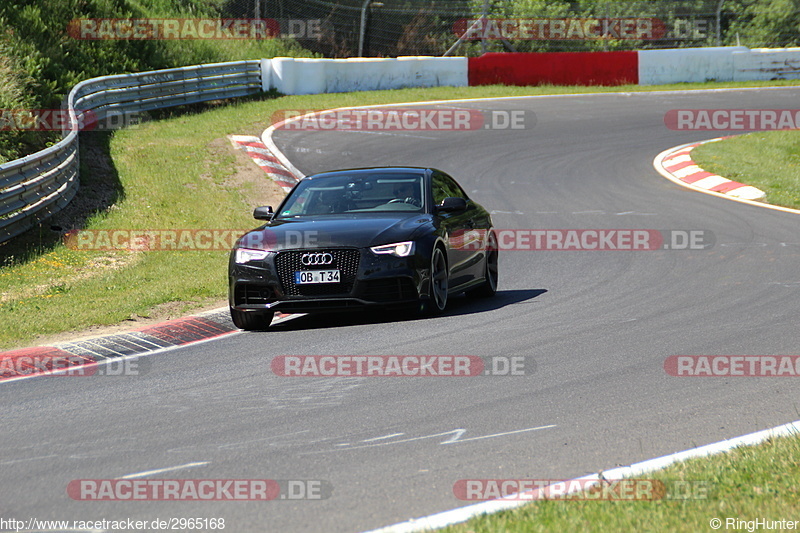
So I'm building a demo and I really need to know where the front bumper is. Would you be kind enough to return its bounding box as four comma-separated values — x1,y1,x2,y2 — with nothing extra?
229,247,426,313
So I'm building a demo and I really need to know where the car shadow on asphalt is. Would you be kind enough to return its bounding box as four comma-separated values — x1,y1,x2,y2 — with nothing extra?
266,289,547,332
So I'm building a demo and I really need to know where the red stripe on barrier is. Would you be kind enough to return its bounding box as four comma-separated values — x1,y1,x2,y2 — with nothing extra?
682,171,716,184
664,160,698,172
710,181,747,192
254,164,295,178
468,51,638,87
137,317,236,346
240,141,268,149
249,153,285,165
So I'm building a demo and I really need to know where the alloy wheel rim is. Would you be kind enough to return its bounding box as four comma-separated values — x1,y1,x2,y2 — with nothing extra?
432,249,447,310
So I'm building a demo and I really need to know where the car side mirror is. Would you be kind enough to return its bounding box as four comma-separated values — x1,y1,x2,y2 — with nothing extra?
436,197,467,213
253,206,274,220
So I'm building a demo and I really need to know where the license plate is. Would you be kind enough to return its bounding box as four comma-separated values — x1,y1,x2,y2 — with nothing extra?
295,270,340,284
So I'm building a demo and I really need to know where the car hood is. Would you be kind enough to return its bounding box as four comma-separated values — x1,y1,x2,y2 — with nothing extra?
236,213,432,251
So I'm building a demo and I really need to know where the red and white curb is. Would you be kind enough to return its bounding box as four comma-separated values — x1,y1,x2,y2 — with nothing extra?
0,308,302,383
228,134,301,192
0,309,238,383
364,419,800,533
655,138,766,202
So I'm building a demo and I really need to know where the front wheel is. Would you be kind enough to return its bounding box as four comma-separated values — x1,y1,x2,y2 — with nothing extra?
467,232,498,298
426,246,449,314
230,308,273,330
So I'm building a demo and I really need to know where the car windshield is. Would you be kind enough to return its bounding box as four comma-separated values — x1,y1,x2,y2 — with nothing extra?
277,173,425,217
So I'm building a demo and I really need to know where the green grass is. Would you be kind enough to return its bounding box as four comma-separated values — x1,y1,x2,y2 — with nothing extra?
442,433,800,533
2,79,800,349
691,131,800,209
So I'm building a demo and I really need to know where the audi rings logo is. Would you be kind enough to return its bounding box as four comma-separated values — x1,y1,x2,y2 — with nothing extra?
301,252,334,266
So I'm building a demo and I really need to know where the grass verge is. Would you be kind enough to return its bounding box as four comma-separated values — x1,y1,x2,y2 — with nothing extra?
1,79,799,349
691,131,800,210
442,433,800,533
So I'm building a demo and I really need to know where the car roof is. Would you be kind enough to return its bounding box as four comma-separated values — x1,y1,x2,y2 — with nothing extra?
303,167,433,180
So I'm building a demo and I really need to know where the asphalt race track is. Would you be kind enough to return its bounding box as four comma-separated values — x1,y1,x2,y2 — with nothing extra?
2,88,800,532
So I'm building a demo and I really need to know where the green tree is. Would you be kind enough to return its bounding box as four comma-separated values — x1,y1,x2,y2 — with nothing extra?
727,0,800,46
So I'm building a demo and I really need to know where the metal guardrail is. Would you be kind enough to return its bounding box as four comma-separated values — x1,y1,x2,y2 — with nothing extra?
0,60,263,244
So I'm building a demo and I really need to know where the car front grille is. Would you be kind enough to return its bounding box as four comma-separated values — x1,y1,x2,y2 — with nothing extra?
275,249,360,297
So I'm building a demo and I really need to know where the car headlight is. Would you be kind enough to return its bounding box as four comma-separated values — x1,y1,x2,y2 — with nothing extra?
234,248,271,263
370,241,415,257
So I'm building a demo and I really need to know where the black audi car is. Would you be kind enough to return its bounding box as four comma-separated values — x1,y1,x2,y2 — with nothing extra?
228,167,497,330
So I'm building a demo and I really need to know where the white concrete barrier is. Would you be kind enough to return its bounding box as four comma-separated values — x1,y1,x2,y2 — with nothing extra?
263,57,468,95
733,48,800,81
260,59,272,92
638,46,748,85
269,57,328,95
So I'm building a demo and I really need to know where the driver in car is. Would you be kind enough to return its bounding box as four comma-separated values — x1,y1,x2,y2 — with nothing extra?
393,181,422,207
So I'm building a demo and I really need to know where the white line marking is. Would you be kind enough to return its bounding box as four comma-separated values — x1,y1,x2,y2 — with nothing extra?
443,425,557,444
362,433,405,443
341,430,466,450
313,426,555,453
0,454,59,466
116,461,209,479
439,429,467,444
363,420,800,533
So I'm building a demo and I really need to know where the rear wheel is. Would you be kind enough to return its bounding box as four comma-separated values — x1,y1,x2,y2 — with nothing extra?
467,232,498,298
230,308,273,330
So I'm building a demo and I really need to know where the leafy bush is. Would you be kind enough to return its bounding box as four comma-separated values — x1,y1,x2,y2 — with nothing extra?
0,0,314,162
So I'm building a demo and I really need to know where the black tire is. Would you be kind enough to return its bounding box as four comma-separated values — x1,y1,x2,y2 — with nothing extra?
230,308,273,330
467,232,498,298
426,245,449,314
